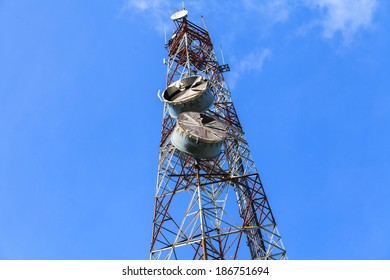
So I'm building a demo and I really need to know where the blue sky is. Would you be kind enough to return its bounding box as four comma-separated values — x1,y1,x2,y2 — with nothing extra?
0,0,389,259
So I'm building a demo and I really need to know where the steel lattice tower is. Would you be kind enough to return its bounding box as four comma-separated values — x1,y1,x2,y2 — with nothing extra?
150,9,287,260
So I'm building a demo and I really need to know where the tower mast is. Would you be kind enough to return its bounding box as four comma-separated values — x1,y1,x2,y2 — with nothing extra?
151,9,287,260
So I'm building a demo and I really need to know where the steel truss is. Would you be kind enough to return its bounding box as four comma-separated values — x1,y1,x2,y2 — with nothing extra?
150,13,287,260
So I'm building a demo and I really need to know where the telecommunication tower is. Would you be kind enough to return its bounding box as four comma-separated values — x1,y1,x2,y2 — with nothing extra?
151,8,287,260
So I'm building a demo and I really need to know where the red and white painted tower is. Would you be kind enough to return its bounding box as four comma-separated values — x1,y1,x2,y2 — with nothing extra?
150,9,287,260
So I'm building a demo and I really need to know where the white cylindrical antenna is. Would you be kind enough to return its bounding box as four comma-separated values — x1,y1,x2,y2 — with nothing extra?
201,16,209,33
164,27,167,45
220,44,226,65
182,0,185,10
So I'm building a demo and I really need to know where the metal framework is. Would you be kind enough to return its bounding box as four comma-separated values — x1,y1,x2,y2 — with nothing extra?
150,11,287,260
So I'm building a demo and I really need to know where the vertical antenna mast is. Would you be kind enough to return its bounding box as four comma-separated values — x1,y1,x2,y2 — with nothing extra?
220,44,226,65
201,16,209,33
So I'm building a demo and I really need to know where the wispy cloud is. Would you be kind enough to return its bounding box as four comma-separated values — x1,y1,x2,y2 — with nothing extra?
121,0,179,34
229,49,271,89
306,0,378,42
123,0,171,12
242,0,379,42
242,0,291,24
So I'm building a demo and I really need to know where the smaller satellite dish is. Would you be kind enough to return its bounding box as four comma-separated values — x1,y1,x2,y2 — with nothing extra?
170,10,188,21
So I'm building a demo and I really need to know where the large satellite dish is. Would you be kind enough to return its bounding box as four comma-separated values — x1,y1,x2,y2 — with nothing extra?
162,75,214,118
172,112,227,159
170,10,188,21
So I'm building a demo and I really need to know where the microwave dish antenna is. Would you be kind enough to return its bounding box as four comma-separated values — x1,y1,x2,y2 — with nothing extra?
170,9,188,21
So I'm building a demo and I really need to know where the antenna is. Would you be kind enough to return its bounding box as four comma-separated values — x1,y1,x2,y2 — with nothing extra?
170,1,187,22
218,44,230,73
170,10,188,21
220,44,226,65
201,16,209,33
164,27,167,45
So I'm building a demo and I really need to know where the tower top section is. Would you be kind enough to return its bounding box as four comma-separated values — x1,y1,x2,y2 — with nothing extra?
170,9,188,21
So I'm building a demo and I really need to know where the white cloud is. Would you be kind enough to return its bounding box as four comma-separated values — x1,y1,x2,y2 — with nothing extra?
229,49,271,88
238,49,272,73
308,0,378,41
123,0,169,11
121,0,177,33
243,0,291,24
241,0,378,42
